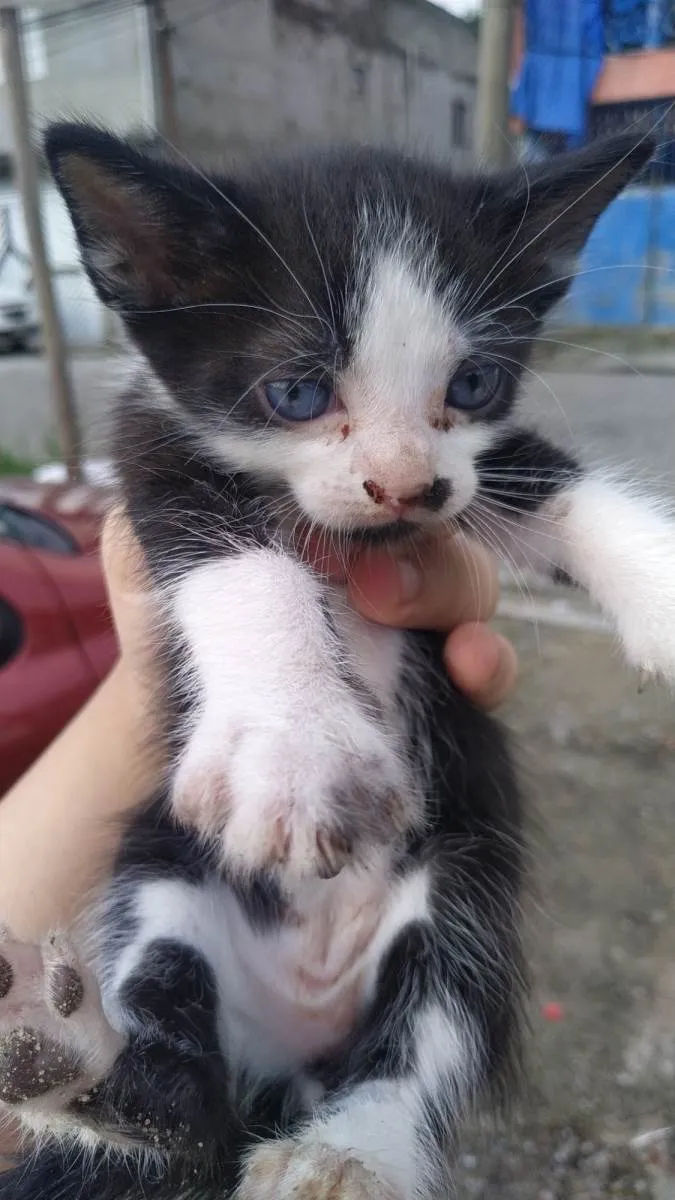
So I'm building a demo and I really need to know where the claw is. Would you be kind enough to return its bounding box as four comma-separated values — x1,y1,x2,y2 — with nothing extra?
638,668,653,694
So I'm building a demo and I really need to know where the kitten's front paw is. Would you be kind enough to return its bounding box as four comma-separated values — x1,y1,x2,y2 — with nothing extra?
237,1140,401,1200
615,602,675,686
0,928,124,1121
172,708,416,880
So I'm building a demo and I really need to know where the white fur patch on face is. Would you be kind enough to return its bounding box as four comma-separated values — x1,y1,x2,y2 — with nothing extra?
164,236,494,534
346,247,467,426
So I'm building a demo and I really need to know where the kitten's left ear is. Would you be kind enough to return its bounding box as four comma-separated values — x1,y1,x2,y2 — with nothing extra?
478,132,655,258
45,121,242,310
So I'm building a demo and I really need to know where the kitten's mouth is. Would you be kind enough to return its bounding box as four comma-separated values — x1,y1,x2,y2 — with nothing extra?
345,522,417,547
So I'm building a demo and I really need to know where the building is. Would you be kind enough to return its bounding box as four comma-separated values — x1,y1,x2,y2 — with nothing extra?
166,0,477,169
0,1,153,161
0,0,153,346
0,0,477,346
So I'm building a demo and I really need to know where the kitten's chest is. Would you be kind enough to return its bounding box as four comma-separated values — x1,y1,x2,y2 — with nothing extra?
323,585,405,708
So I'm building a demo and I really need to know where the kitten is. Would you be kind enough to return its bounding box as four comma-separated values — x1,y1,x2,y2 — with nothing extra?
0,125,669,1200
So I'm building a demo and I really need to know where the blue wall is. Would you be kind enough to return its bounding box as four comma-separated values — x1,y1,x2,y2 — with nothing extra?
562,185,675,326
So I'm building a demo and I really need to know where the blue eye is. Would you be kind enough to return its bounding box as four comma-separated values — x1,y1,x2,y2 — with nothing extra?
445,360,502,411
265,379,335,422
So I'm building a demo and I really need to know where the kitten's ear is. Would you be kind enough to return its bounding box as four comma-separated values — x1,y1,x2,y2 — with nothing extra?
478,132,655,259
44,122,238,310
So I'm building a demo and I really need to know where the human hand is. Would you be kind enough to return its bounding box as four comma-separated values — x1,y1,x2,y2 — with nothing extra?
101,510,516,713
100,506,157,719
346,537,518,710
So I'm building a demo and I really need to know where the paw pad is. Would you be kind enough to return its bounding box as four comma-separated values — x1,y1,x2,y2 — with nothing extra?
0,1028,81,1102
0,927,125,1118
49,964,84,1018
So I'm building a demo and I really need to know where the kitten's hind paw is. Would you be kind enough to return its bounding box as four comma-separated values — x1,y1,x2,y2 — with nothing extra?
237,1140,402,1200
0,928,124,1120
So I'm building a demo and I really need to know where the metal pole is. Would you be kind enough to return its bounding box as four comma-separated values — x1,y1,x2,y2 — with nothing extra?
475,0,517,169
145,0,179,142
1,6,82,480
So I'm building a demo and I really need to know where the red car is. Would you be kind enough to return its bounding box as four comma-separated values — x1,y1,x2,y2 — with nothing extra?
0,479,118,795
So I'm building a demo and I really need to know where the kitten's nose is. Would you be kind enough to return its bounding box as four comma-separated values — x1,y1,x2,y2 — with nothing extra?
363,477,451,515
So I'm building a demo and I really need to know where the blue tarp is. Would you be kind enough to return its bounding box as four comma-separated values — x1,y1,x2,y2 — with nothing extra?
510,0,605,139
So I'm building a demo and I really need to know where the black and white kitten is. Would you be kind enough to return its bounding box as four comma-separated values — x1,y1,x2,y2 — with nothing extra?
0,126,668,1200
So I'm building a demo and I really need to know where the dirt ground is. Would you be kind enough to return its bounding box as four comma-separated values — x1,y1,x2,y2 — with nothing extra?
455,602,675,1199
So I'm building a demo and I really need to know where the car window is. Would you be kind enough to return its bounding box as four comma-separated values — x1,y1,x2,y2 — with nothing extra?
0,596,23,669
0,504,78,554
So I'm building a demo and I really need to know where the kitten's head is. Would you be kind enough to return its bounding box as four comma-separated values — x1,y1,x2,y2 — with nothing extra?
46,124,651,542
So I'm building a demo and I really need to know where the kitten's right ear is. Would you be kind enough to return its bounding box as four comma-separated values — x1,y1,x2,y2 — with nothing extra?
45,121,238,310
475,131,655,261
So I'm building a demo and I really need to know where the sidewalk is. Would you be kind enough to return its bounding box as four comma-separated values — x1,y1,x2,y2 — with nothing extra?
538,327,675,375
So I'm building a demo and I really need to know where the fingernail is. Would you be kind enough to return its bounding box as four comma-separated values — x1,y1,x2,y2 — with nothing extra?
395,558,422,603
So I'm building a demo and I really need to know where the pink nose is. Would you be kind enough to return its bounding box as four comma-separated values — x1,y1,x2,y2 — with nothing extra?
363,478,451,514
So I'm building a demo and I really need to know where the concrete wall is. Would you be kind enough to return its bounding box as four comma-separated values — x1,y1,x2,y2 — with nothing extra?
0,0,476,348
167,0,477,168
0,1,152,156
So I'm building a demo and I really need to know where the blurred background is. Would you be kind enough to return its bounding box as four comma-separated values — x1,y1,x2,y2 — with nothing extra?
1,2,675,1196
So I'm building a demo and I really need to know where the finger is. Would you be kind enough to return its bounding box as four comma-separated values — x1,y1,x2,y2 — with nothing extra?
99,506,153,662
100,506,148,600
347,535,499,631
443,625,518,710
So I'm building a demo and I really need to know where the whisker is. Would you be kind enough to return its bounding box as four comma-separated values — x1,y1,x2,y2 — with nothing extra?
155,136,332,333
302,191,337,336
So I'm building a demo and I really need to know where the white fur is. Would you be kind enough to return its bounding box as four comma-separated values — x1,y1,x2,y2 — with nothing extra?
555,476,675,679
486,473,675,681
238,1000,471,1200
185,241,494,532
103,863,433,1083
169,548,411,877
347,249,466,425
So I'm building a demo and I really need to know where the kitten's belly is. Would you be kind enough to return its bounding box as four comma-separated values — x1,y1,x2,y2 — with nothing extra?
220,862,391,1073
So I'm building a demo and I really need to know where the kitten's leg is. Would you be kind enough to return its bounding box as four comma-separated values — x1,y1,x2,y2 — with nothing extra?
475,428,675,681
238,850,521,1198
237,658,524,1200
166,548,416,880
0,919,240,1171
236,892,510,1200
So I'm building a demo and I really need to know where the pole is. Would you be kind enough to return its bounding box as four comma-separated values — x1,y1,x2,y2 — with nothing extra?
0,6,82,480
145,0,178,142
475,0,517,169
